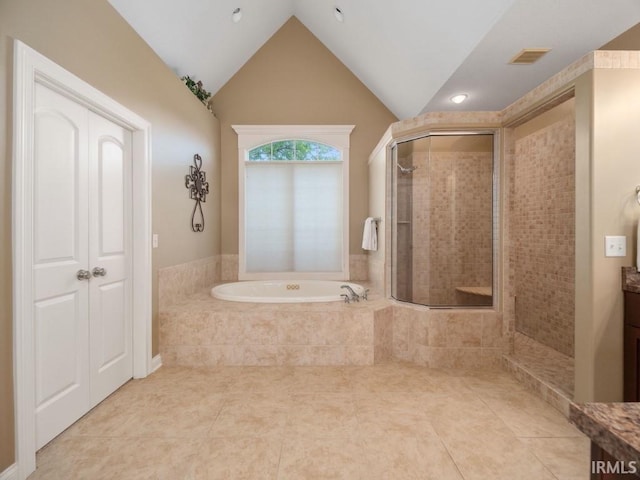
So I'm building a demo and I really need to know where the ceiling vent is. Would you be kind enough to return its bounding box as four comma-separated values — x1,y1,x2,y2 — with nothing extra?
509,48,551,65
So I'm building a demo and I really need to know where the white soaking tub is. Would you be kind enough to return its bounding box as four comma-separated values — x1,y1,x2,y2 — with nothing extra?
211,280,365,303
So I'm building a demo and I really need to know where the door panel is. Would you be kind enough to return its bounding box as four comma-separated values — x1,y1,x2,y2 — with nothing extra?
98,139,125,255
34,112,82,264
96,281,127,371
34,293,88,448
88,112,132,407
33,84,90,449
33,84,133,448
34,294,83,406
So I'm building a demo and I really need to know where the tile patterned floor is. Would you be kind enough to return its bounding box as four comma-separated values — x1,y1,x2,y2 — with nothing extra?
29,363,589,480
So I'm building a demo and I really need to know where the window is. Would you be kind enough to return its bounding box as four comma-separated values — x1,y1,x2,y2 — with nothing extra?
248,140,341,162
233,125,354,280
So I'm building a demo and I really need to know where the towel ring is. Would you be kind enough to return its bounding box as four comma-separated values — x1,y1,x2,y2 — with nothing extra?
636,186,640,206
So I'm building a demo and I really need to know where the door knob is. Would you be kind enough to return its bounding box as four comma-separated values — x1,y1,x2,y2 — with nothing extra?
77,269,91,280
92,267,107,277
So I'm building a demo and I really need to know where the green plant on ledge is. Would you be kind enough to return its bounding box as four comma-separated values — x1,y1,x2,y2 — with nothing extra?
181,75,213,112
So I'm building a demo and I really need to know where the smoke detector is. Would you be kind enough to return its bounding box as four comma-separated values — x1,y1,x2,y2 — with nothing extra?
232,7,242,23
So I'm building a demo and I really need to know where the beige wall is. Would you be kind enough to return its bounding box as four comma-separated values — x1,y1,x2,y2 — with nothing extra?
511,99,575,357
211,17,397,257
0,0,221,469
601,22,640,49
574,69,640,402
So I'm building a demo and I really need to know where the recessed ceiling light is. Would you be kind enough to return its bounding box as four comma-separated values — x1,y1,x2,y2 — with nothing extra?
232,7,242,23
334,7,344,22
450,94,468,104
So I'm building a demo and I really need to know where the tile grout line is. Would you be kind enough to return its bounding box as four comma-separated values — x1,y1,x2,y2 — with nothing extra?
427,422,469,480
32,365,588,479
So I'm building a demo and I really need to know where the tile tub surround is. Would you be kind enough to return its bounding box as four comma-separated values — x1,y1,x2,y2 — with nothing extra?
160,287,506,368
28,364,588,480
570,402,640,466
158,256,220,310
349,254,369,281
160,288,389,366
220,254,238,282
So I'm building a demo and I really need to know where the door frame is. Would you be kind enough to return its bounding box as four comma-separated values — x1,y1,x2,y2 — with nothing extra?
12,40,153,478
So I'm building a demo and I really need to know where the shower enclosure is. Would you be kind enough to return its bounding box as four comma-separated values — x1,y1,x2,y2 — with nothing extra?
391,132,496,307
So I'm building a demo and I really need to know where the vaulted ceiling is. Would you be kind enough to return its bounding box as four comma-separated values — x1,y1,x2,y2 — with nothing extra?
109,0,640,119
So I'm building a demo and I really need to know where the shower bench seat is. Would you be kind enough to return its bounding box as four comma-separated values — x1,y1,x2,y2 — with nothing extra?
455,286,492,306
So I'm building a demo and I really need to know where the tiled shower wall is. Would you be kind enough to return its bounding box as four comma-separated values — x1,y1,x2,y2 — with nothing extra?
396,149,492,305
426,151,493,305
510,104,575,357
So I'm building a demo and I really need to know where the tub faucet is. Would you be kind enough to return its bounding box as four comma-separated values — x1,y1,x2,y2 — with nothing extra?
341,285,359,302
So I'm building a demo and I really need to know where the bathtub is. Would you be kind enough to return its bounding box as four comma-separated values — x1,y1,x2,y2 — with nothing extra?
211,280,365,303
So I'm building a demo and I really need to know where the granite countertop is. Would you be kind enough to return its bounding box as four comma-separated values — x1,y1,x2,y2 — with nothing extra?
570,402,640,463
623,267,640,294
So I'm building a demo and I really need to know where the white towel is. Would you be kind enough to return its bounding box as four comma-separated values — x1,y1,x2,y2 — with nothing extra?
362,217,378,251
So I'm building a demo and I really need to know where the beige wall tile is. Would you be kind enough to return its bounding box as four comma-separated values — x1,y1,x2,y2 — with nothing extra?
349,254,369,281
427,347,483,369
481,313,504,348
511,102,575,357
158,256,220,310
220,254,239,281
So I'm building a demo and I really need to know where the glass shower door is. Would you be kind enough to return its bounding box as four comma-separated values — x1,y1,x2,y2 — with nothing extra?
391,133,494,307
391,137,429,303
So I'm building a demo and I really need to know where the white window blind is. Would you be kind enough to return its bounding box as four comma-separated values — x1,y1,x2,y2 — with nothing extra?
234,125,354,280
245,158,342,273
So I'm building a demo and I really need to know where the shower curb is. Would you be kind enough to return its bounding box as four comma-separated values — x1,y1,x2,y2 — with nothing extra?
502,354,573,418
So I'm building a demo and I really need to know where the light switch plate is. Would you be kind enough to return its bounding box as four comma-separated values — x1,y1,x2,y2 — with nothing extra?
605,235,626,257
152,234,159,249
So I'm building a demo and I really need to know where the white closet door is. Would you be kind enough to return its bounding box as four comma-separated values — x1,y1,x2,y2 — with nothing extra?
33,84,133,448
88,112,133,406
33,83,91,448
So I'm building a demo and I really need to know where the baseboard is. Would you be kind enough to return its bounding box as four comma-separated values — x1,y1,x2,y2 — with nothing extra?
0,463,17,480
151,354,162,373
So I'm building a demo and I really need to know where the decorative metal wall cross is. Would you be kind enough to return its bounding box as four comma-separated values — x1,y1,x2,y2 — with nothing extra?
185,153,210,232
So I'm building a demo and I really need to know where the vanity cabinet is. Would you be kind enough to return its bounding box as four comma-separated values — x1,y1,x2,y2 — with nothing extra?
624,291,640,402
